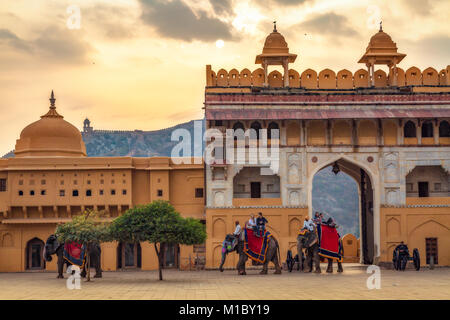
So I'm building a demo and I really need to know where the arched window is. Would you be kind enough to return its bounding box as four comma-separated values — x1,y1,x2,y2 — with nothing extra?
232,122,245,141
26,238,45,270
267,122,279,140
404,121,416,138
439,120,450,137
421,121,434,138
250,121,262,140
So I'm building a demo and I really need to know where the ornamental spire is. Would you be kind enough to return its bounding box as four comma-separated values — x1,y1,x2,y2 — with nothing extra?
273,20,277,32
41,90,63,118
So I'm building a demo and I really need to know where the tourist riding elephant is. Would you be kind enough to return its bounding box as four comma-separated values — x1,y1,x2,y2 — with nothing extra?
297,229,321,273
43,234,102,279
219,232,282,275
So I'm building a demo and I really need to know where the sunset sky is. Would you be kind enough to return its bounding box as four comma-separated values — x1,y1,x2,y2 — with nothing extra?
0,0,449,155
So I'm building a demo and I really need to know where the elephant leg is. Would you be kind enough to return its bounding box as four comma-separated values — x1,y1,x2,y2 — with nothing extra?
313,248,321,273
219,252,226,272
304,249,312,273
57,257,64,279
326,258,333,273
272,250,281,275
260,262,268,274
237,254,247,275
94,254,102,278
337,261,343,273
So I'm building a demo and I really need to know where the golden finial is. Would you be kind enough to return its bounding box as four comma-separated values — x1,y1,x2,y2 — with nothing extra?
49,90,56,109
273,21,277,32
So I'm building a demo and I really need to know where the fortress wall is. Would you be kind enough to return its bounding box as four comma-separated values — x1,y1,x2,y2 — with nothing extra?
206,65,450,89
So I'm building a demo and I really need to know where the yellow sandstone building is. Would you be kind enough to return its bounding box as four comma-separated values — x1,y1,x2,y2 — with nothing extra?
0,25,449,272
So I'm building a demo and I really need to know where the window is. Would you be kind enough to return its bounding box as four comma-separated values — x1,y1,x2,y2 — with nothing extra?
41,179,46,185
195,188,204,198
434,183,441,191
40,190,46,196
406,183,413,192
59,190,65,197
72,190,79,197
87,180,91,185
86,190,92,197
250,121,262,140
439,121,450,137
233,122,245,141
30,190,35,196
157,189,163,197
214,120,223,126
19,190,24,196
122,189,127,195
267,184,274,192
421,121,433,138
404,121,416,138
426,238,438,264
250,182,261,198
111,180,115,184
418,182,429,197
99,190,104,195
74,180,78,185
111,189,116,195
19,180,23,186
237,184,245,193
100,179,104,184
267,122,279,140
60,180,64,185
0,179,6,192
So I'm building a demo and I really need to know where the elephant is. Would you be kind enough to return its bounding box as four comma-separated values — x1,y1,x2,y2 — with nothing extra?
297,229,321,273
219,232,282,275
43,234,102,279
297,228,344,273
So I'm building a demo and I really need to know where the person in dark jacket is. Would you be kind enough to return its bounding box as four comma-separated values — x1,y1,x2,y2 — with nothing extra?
255,212,268,237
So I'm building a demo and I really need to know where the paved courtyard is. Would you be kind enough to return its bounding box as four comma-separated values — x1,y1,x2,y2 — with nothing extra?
0,264,448,300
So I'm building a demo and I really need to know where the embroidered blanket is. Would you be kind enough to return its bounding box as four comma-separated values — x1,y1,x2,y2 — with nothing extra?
317,224,343,262
63,242,86,267
244,228,272,263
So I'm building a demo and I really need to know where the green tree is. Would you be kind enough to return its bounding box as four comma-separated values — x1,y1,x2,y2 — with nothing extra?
55,210,110,281
109,200,206,280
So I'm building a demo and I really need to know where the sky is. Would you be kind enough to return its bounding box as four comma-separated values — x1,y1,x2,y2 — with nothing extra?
0,0,449,156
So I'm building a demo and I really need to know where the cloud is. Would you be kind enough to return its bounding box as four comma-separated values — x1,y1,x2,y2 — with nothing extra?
0,26,93,64
139,0,234,42
209,0,234,15
33,27,93,64
84,4,136,40
296,12,358,37
0,29,33,52
404,0,433,16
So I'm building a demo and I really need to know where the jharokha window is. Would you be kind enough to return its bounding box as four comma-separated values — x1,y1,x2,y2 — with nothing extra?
0,179,6,192
404,121,416,138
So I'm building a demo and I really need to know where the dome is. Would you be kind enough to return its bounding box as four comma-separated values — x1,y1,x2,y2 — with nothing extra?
255,22,297,64
368,30,397,49
262,30,289,55
14,91,87,157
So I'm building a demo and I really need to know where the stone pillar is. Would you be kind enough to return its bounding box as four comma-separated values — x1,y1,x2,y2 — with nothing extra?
326,120,331,145
434,119,439,144
392,61,398,86
352,120,358,146
263,61,268,87
417,120,422,145
283,60,289,87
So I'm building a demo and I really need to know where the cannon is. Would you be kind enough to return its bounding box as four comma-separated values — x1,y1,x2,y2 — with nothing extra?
392,243,420,271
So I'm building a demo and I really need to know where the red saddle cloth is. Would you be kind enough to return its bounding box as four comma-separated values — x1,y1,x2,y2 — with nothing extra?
317,224,343,262
243,228,271,263
63,242,86,267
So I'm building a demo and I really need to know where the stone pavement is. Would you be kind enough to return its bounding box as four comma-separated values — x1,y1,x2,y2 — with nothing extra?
0,264,448,300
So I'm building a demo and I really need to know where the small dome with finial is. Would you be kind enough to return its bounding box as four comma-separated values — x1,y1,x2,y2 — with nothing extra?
14,91,87,157
256,21,297,64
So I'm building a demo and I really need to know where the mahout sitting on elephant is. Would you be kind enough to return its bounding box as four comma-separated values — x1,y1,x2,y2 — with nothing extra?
43,234,102,279
219,228,281,275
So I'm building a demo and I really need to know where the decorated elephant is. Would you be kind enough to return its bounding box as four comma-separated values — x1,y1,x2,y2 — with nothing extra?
43,234,102,279
219,230,281,275
297,228,321,273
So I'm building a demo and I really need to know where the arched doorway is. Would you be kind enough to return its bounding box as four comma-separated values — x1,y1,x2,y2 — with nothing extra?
117,242,142,269
26,238,45,270
162,243,180,269
309,158,376,264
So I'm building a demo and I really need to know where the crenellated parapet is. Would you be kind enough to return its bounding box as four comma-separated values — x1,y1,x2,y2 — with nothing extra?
206,65,450,89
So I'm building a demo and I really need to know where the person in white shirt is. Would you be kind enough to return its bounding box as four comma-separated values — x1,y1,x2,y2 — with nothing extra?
233,220,241,236
247,214,256,229
303,217,315,232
